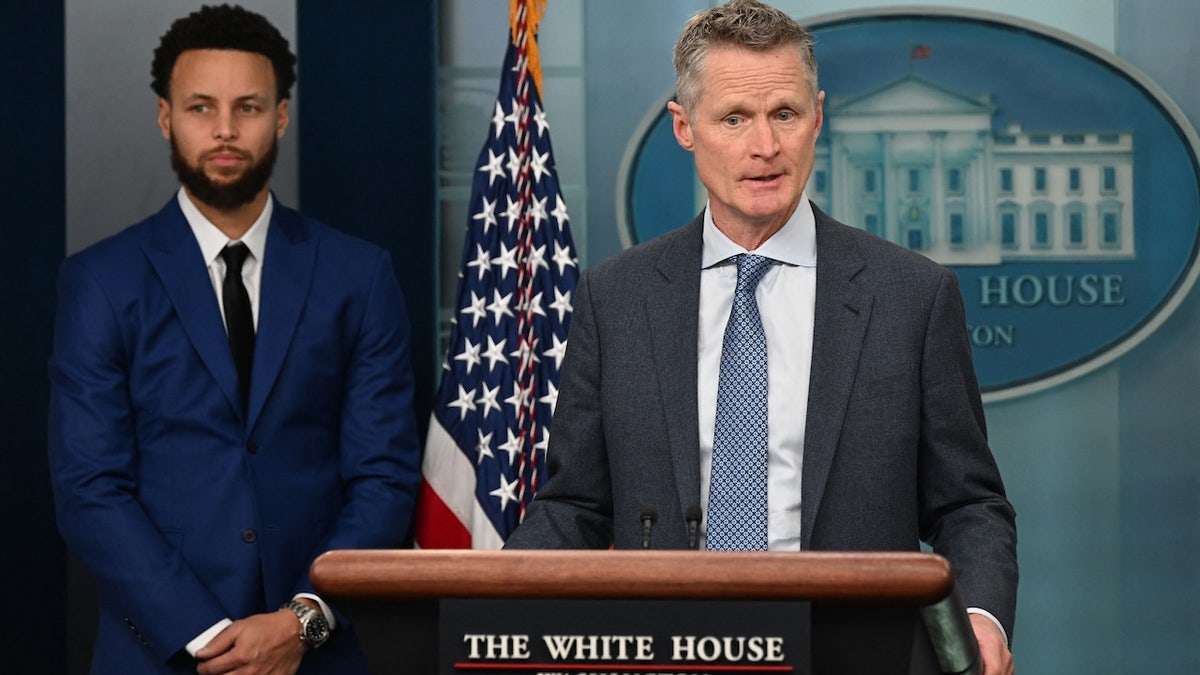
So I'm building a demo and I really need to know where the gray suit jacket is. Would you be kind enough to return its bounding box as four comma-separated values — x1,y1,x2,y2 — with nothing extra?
506,207,1017,636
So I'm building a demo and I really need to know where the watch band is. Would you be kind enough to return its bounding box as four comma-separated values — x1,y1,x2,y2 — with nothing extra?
282,599,331,649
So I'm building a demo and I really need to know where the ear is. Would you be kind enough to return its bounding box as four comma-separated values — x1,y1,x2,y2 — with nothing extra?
667,100,694,152
275,98,290,140
813,90,825,137
157,98,171,141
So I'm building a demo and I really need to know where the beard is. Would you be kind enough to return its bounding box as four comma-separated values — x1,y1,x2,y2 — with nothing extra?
170,135,278,212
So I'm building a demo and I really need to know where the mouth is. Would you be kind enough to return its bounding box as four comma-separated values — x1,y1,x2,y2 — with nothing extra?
206,147,250,169
745,173,783,185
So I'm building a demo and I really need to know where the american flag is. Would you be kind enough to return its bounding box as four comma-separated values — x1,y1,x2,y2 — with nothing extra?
416,0,578,549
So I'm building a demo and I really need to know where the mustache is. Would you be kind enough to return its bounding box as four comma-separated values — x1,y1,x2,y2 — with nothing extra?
203,145,252,160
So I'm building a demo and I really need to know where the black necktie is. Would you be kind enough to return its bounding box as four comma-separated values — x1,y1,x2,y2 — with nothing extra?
220,243,254,411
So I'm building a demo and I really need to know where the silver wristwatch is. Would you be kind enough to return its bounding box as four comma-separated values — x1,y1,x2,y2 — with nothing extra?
282,599,331,649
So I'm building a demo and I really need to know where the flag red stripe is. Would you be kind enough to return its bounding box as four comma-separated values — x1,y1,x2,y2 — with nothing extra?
414,479,473,549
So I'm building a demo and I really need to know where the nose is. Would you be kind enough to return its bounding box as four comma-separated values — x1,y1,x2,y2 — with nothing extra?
213,109,238,142
748,120,780,159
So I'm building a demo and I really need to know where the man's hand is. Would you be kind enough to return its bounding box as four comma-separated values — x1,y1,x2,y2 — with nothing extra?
194,609,306,675
970,613,1014,675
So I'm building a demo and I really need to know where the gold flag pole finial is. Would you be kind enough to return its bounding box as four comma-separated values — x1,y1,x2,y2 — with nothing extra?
510,0,547,96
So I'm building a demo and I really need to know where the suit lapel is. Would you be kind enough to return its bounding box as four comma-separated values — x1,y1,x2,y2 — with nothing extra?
142,199,244,416
801,213,874,549
645,218,705,520
248,203,315,430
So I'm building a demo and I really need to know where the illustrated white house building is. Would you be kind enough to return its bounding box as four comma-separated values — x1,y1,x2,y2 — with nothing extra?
807,75,1136,266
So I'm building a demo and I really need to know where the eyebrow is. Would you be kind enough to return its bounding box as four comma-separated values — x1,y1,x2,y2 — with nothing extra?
180,92,270,103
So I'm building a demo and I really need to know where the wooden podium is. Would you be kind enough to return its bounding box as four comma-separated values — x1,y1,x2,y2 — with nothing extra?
311,549,980,674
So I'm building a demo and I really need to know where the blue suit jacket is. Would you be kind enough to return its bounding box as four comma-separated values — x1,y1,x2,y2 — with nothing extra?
506,208,1018,637
49,196,422,673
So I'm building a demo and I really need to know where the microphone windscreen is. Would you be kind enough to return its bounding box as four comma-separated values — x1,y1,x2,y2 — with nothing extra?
641,505,659,523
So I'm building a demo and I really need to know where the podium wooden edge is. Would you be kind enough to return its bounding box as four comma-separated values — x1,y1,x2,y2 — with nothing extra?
310,549,954,605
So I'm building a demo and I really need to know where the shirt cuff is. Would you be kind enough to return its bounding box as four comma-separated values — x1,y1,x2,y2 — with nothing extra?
186,618,233,657
966,607,1009,645
295,592,338,631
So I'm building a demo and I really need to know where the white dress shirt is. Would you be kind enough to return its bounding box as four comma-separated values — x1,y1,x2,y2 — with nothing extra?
178,187,269,331
697,196,817,551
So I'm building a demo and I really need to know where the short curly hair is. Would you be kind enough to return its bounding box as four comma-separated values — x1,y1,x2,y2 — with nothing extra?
151,4,296,101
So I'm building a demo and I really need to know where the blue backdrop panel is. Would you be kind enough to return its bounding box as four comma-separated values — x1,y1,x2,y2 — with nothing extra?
0,1,66,669
297,1,440,436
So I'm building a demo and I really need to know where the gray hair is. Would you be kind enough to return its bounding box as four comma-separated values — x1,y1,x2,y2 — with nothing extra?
673,0,818,114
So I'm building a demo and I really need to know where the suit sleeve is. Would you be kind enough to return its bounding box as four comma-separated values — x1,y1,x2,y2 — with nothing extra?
48,257,229,661
293,250,422,594
918,270,1019,638
505,269,615,549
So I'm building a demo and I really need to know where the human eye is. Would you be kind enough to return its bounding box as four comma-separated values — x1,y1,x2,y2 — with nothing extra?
723,115,743,127
776,110,796,122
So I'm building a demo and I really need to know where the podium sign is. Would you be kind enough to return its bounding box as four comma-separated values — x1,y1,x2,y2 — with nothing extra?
440,599,810,674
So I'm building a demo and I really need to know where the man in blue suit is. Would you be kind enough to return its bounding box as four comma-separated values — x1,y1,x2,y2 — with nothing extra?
506,1,1016,674
48,5,421,673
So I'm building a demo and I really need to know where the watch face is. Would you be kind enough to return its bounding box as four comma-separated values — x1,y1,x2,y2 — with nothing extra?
303,616,330,646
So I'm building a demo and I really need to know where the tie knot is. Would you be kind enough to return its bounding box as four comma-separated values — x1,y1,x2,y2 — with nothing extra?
221,242,250,273
735,254,772,293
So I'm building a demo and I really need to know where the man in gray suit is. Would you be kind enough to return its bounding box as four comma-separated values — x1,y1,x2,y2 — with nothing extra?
505,1,1016,673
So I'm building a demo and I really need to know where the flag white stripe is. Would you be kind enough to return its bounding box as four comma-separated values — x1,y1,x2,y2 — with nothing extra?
421,418,506,550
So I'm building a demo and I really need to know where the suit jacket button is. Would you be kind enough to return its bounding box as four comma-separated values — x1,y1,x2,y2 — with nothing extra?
241,528,257,543
247,440,258,454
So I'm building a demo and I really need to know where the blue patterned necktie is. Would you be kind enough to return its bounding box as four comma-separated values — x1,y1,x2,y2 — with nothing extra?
707,253,772,551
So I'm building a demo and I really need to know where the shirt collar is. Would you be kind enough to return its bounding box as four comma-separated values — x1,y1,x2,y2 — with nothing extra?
701,194,817,269
177,187,272,266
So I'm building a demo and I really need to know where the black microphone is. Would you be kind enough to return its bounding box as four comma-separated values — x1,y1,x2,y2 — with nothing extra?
640,505,658,549
685,505,702,550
